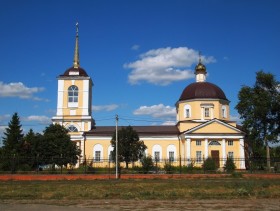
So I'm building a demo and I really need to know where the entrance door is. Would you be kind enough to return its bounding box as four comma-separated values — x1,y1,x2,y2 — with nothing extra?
211,150,220,168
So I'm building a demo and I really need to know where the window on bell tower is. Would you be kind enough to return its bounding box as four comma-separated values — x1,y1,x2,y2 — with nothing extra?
68,85,78,103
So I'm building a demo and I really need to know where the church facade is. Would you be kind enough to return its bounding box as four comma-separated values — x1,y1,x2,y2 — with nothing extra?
52,25,246,169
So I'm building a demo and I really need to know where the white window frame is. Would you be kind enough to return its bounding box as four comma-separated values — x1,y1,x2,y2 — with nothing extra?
228,140,233,146
67,125,78,132
167,144,176,162
204,107,210,117
93,144,103,162
196,140,201,146
184,104,191,118
196,151,202,163
222,105,227,118
152,144,162,161
95,151,101,162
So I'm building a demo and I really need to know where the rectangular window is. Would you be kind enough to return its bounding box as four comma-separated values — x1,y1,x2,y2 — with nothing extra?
205,108,210,117
228,140,233,146
169,151,174,162
228,151,234,159
196,151,202,163
222,108,226,118
186,109,190,118
154,151,160,162
196,140,201,146
95,151,101,161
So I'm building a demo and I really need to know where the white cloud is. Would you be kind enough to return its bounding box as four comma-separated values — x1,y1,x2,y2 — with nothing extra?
24,115,51,124
161,120,176,125
230,115,241,123
0,81,46,101
0,126,7,145
0,114,11,122
92,104,119,112
124,47,216,85
133,104,176,119
131,44,140,50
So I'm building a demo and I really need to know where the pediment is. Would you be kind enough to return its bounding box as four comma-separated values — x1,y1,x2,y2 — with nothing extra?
183,119,244,135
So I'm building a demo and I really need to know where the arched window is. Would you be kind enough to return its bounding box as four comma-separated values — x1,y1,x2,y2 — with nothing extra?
68,85,78,103
152,144,162,161
68,125,78,132
184,104,191,118
167,144,176,162
93,144,103,162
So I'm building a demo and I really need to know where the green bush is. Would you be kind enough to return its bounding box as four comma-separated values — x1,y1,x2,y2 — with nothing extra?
164,162,175,174
202,157,217,171
224,157,236,173
141,155,154,174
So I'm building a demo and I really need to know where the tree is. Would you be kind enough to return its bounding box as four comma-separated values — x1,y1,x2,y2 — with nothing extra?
202,157,217,171
2,112,24,156
41,124,81,167
111,126,147,168
224,157,236,173
236,71,280,171
20,129,43,169
1,113,24,171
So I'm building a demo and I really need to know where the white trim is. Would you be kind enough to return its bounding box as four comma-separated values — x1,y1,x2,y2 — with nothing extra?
239,138,246,169
83,80,89,115
56,80,64,116
184,135,244,139
71,80,75,85
85,136,179,141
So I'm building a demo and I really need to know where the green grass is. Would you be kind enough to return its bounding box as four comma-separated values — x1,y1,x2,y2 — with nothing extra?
0,178,280,201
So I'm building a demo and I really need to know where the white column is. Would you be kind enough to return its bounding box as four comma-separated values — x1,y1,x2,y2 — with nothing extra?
239,138,246,169
222,139,226,166
56,80,64,116
201,107,204,120
76,141,81,168
82,80,89,115
186,138,191,165
81,138,85,163
204,138,208,159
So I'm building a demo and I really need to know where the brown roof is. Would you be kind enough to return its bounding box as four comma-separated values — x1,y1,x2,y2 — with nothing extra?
84,126,179,137
60,66,89,77
179,82,228,101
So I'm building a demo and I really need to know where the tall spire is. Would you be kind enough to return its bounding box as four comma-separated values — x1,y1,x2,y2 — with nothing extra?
73,22,80,68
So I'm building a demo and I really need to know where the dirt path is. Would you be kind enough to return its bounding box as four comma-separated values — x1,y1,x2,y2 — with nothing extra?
1,199,280,211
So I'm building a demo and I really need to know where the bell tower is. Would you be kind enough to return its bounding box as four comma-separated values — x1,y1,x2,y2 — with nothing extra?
52,23,93,158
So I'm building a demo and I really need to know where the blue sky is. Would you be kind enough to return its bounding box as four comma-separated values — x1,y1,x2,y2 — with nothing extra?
0,0,279,141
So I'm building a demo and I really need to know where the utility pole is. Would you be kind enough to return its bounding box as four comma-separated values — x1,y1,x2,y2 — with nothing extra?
115,114,119,179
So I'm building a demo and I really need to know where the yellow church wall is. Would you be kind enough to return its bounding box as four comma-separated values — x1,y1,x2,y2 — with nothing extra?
177,122,200,132
62,80,85,116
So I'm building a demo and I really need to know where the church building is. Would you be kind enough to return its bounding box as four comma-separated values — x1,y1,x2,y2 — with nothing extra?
52,25,246,169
